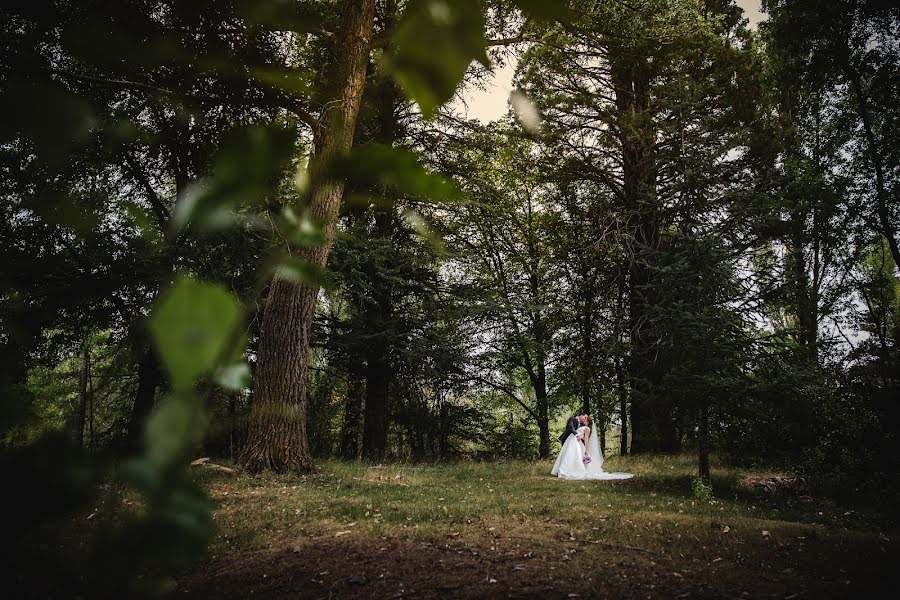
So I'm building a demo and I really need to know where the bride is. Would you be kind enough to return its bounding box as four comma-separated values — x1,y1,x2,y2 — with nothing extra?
551,416,633,480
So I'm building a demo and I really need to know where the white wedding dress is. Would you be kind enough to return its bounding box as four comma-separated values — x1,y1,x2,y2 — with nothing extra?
551,425,634,481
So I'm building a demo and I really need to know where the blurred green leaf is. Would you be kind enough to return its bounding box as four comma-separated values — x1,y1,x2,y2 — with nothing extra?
149,278,243,390
274,256,334,289
403,208,448,255
250,66,312,95
281,207,326,247
510,89,543,132
214,363,252,391
173,125,296,231
326,144,461,202
384,0,488,118
144,398,208,468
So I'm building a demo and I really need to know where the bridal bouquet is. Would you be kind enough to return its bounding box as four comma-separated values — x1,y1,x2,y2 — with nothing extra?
582,453,592,464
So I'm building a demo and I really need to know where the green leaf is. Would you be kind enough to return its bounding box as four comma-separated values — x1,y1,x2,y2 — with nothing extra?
402,209,447,255
325,144,461,203
214,363,252,391
384,0,488,118
274,256,334,289
280,207,326,247
149,278,243,390
144,397,208,469
510,89,542,132
173,125,295,231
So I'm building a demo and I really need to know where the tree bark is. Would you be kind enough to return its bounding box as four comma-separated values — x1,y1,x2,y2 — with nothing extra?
241,0,377,473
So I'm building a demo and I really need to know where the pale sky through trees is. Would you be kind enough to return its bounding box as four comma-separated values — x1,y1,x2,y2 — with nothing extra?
455,0,767,124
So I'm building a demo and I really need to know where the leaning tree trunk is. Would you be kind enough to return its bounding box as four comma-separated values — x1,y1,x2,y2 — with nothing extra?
848,68,900,270
241,0,377,473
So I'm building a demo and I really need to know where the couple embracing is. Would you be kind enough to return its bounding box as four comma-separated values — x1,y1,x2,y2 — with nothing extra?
550,413,633,481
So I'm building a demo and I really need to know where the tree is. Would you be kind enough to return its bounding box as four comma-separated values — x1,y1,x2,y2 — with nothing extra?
519,0,759,453
240,0,378,473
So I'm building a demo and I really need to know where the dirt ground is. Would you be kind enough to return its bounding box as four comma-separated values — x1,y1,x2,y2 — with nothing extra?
174,531,891,599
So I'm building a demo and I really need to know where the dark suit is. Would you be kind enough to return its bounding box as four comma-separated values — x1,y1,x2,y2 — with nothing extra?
558,416,581,444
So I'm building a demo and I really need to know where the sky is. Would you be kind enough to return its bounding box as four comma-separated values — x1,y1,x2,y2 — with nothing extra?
454,0,767,124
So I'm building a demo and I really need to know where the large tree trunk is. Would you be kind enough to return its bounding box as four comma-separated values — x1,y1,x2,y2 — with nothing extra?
358,68,403,459
127,344,161,452
612,49,664,453
241,0,377,473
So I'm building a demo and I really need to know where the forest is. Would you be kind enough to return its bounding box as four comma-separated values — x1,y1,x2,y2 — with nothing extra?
1,0,898,598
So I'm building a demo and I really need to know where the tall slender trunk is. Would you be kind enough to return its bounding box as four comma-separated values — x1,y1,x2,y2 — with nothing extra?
580,279,595,416
438,394,449,459
613,48,662,453
341,373,364,459
362,355,389,460
536,389,550,459
698,404,711,483
599,422,606,457
241,0,377,473
127,344,161,452
228,392,237,461
76,341,90,448
848,69,900,270
359,69,403,459
615,351,628,455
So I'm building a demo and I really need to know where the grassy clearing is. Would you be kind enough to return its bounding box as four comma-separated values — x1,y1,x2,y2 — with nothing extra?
182,454,896,598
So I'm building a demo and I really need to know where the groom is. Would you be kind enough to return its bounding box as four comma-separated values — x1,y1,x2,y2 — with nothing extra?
559,413,588,444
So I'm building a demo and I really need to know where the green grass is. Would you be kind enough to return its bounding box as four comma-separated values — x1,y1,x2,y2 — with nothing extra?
200,454,891,550
185,454,896,597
